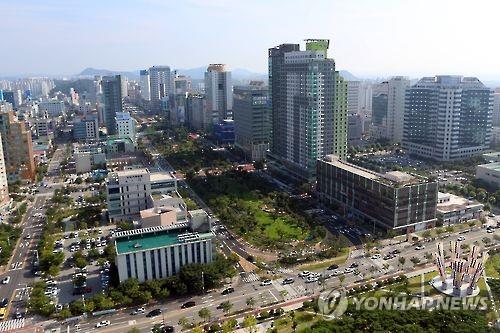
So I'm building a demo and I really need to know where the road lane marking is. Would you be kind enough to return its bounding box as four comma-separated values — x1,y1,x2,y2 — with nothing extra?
269,290,278,302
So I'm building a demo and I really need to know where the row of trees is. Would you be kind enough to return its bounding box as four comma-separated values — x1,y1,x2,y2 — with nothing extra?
57,255,238,318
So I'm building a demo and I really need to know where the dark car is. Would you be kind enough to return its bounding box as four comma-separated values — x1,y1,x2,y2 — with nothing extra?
0,298,8,308
349,262,359,268
327,264,339,271
221,287,234,295
282,278,294,285
146,309,162,317
163,326,175,333
181,301,196,308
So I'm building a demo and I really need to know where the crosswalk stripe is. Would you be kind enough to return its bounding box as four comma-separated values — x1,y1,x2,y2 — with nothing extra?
0,318,25,331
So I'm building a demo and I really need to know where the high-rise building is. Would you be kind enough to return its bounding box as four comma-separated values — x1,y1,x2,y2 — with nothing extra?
139,70,151,101
334,72,348,159
115,112,137,139
73,114,99,141
370,77,409,142
204,64,233,123
0,133,9,206
348,113,364,146
173,75,192,95
149,66,172,111
403,75,492,161
186,93,209,131
0,101,36,181
101,75,124,136
233,82,270,161
268,39,346,180
347,81,361,115
493,88,500,126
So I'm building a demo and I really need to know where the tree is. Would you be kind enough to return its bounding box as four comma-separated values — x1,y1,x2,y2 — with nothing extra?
220,300,233,314
422,230,432,238
399,257,406,268
192,326,204,333
243,315,257,333
178,317,190,330
246,297,255,309
198,307,211,322
338,275,345,287
128,328,140,333
222,319,238,333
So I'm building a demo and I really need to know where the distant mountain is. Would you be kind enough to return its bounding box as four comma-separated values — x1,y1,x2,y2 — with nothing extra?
77,67,139,79
339,70,359,81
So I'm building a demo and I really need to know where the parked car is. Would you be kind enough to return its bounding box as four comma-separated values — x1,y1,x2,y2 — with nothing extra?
95,320,110,328
181,301,195,308
146,309,162,317
282,278,294,285
327,264,339,271
221,287,235,295
260,279,272,286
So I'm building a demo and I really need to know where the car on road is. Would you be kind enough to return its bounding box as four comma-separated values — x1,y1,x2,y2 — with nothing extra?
415,244,425,250
181,301,196,308
0,298,8,308
146,309,162,317
305,276,319,283
131,307,146,315
457,236,466,241
260,279,272,286
327,264,339,271
2,276,10,284
282,278,294,285
371,254,381,260
349,262,359,268
221,287,235,295
95,320,110,328
487,229,494,233
298,271,312,278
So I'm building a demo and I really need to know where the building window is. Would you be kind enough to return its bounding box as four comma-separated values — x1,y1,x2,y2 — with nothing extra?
133,253,139,278
171,247,176,275
157,249,162,279
126,254,132,279
143,252,148,280
151,251,156,280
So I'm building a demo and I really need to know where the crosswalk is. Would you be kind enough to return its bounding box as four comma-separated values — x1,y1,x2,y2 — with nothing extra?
271,280,308,299
241,272,260,283
0,319,25,331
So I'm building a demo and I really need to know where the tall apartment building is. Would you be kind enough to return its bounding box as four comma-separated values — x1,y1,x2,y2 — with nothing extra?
317,155,438,233
334,73,348,159
139,70,151,101
149,66,172,111
370,77,409,142
205,64,233,123
115,112,137,139
186,93,209,131
233,82,270,161
493,88,500,126
268,39,346,181
0,101,36,181
101,75,124,136
106,168,177,222
347,81,361,115
403,76,492,161
0,133,9,205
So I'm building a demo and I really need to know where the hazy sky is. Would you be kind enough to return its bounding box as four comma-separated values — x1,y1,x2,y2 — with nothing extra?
1,0,499,79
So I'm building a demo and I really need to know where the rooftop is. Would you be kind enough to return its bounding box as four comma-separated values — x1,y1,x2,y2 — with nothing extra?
437,192,483,213
115,225,214,255
150,171,175,182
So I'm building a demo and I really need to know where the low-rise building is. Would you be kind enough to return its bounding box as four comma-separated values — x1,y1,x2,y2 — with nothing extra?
106,136,136,154
317,155,438,233
106,168,177,222
476,162,500,190
436,192,483,225
74,145,106,173
114,224,215,282
73,115,99,141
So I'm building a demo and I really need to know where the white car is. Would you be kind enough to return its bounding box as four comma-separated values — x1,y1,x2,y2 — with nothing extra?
298,271,311,278
2,276,10,284
260,279,272,286
415,245,425,250
457,236,466,241
371,254,381,260
305,276,319,283
96,320,110,328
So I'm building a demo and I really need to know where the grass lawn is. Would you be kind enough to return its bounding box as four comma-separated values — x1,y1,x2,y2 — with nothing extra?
271,311,320,333
298,248,350,271
485,253,500,279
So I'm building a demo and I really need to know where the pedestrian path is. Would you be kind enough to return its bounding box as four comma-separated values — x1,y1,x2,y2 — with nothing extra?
242,272,260,283
0,319,25,331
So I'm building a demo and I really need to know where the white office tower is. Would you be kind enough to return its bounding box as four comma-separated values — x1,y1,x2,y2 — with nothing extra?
347,81,361,115
149,66,172,111
115,112,137,139
0,133,8,206
493,88,500,126
205,64,233,123
139,70,151,101
370,77,409,143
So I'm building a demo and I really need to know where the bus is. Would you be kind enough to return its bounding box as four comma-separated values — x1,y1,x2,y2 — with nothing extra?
0,307,7,320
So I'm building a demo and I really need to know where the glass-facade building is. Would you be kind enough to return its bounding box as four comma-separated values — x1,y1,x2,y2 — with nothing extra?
317,156,438,233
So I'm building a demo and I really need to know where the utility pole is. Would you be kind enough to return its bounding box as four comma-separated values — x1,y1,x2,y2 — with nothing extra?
201,271,205,294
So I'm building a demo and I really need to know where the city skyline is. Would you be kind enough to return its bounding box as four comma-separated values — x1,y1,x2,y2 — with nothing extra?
2,0,500,81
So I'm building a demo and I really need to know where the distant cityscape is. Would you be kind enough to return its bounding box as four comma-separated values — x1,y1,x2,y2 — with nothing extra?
0,37,498,332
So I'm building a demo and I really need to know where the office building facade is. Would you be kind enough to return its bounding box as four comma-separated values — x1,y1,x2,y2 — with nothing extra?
101,75,124,136
139,70,151,101
268,39,346,180
317,155,438,232
73,115,99,141
115,225,215,282
186,93,210,131
115,112,137,139
233,82,270,161
205,64,233,123
403,76,492,161
149,66,171,112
